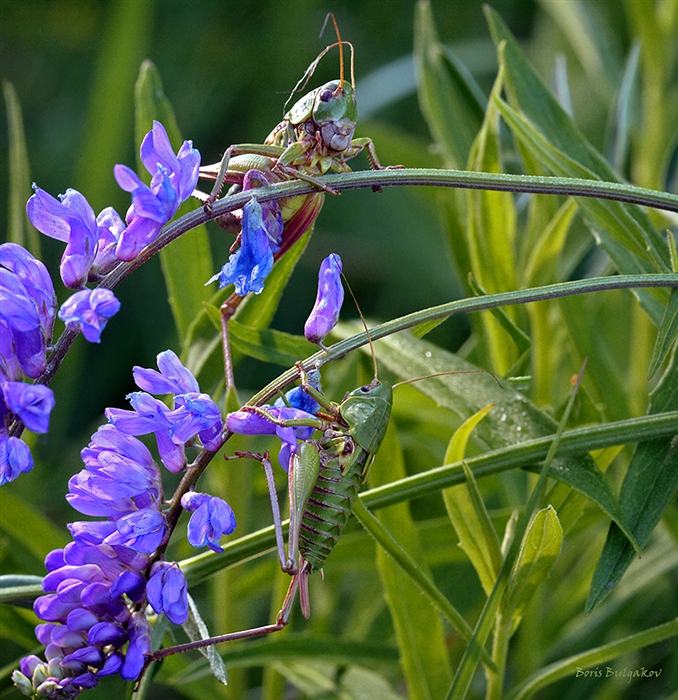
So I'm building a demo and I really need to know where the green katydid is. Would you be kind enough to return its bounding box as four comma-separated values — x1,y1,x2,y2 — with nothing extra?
198,14,398,391
195,13,389,210
145,353,494,664
145,363,394,663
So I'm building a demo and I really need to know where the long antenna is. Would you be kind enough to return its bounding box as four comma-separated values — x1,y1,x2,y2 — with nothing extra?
320,12,344,88
393,370,502,389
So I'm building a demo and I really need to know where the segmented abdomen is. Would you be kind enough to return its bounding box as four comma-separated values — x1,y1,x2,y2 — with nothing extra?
298,433,366,572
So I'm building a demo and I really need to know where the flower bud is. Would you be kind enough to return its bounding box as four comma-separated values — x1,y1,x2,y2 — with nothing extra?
304,253,343,348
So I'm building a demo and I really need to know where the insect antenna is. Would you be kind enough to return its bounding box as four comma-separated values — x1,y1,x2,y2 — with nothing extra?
283,13,355,112
340,268,379,388
393,370,502,390
320,12,344,88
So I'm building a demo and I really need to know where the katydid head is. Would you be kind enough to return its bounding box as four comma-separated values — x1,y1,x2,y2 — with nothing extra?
283,14,358,152
340,379,393,456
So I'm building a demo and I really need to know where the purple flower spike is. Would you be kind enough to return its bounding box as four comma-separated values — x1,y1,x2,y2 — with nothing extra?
59,288,121,343
207,197,278,295
181,492,236,552
0,436,34,485
114,121,200,261
304,253,344,347
146,561,188,624
2,381,55,433
26,186,125,289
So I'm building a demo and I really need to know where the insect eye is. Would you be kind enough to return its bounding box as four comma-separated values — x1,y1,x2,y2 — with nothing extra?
360,385,370,393
319,89,334,102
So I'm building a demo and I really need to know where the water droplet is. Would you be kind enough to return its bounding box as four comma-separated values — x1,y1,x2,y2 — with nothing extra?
501,413,507,422
424,351,432,358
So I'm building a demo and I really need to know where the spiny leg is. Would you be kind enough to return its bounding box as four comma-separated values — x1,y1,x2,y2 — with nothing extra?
227,451,295,574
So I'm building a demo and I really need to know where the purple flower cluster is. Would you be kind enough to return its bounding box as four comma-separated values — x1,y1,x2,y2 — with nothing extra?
106,349,223,473
0,243,57,485
207,169,284,295
13,351,235,697
114,121,201,262
12,426,176,697
28,122,200,285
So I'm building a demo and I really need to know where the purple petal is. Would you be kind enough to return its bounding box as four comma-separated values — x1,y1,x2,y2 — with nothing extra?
185,495,236,552
133,348,199,395
0,435,33,485
58,288,121,343
304,253,344,345
207,197,274,295
103,508,167,553
146,561,188,624
113,164,145,193
120,612,151,681
2,381,55,433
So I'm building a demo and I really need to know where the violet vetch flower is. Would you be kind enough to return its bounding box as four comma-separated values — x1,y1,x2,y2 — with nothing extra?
13,419,186,695
26,187,125,288
0,436,33,486
106,350,223,472
0,246,57,485
226,405,317,471
58,289,121,344
304,253,344,347
2,381,55,433
0,242,56,380
146,561,188,624
206,169,283,296
133,349,199,395
181,492,236,552
207,196,281,295
114,121,200,261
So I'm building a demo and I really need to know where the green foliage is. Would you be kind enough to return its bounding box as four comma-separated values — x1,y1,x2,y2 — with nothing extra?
2,1,678,699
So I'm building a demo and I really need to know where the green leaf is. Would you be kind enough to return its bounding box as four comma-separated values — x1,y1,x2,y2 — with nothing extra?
134,60,214,347
3,80,39,255
0,489,68,570
181,593,228,685
587,344,678,610
370,421,453,699
414,0,485,168
504,506,563,632
228,320,316,367
352,498,493,668
607,41,641,174
74,0,153,208
505,617,678,700
464,60,520,373
442,406,502,596
648,288,678,378
486,7,670,324
372,331,638,548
